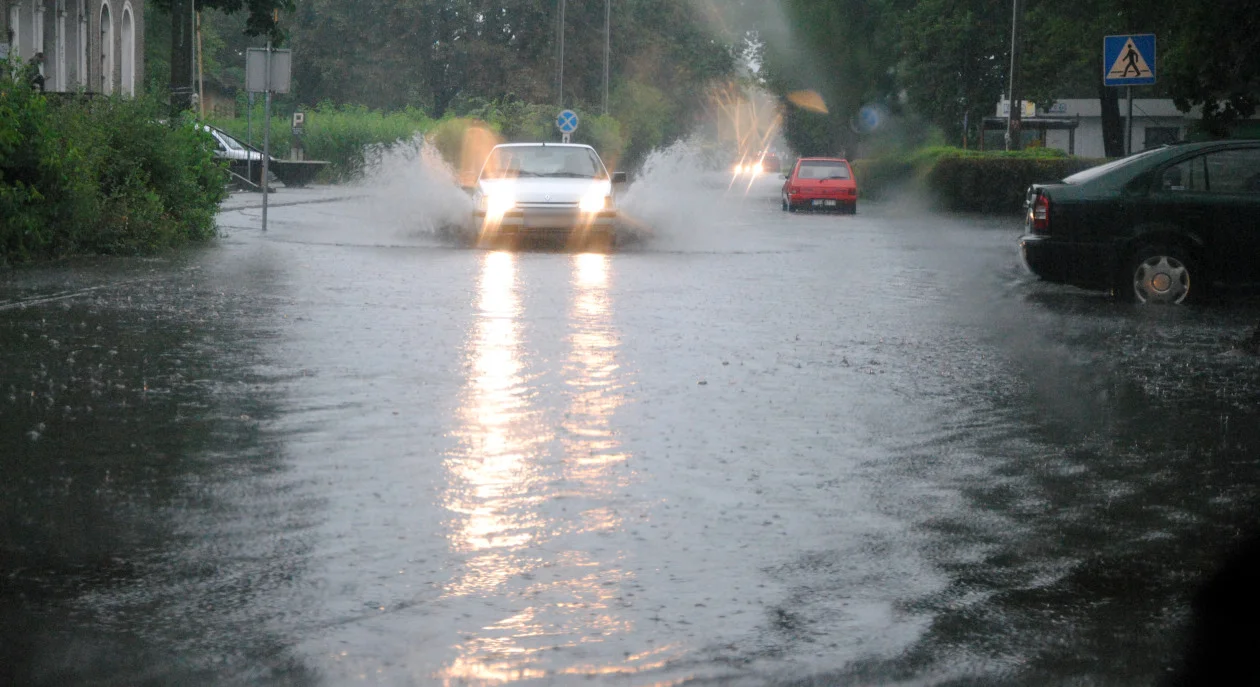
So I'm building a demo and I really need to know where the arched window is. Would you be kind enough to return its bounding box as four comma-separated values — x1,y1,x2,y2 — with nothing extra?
7,5,19,58
99,1,112,94
55,0,67,91
78,0,87,87
121,2,133,96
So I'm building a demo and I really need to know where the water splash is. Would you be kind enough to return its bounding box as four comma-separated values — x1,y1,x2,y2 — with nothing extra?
347,135,474,243
618,138,777,251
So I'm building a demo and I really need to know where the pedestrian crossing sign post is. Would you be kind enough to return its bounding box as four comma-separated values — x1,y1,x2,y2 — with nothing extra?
1104,34,1156,86
1103,34,1156,157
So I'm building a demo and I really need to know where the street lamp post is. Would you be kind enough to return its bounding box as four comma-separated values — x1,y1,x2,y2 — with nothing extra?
1005,0,1022,151
557,0,566,109
603,0,610,115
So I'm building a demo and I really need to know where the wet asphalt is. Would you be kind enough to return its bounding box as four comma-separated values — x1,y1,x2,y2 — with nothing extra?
3,174,1260,686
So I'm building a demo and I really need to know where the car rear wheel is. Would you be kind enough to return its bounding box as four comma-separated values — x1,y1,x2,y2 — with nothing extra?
1126,245,1197,305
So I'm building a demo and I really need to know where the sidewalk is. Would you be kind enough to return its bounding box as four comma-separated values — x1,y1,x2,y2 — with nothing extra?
219,184,368,212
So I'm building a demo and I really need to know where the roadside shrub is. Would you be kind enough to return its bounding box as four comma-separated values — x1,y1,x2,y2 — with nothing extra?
853,146,1104,213
850,158,915,200
923,154,1102,213
210,102,432,181
571,113,626,171
611,81,673,169
1,63,225,263
428,116,493,169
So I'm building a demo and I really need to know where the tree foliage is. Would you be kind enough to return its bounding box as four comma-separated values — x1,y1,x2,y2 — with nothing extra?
1164,2,1260,136
150,0,293,42
150,0,1260,164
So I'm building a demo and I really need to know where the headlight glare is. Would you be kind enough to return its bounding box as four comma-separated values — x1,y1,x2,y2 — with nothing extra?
485,193,516,218
579,194,609,213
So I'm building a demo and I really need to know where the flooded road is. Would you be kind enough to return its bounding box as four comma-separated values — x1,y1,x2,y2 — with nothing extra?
4,173,1260,686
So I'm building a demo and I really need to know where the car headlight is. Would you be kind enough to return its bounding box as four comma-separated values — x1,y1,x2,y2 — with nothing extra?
579,193,610,213
480,192,516,218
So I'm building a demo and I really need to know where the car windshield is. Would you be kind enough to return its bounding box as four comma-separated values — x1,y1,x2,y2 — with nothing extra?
213,130,245,151
1062,146,1168,184
797,161,850,180
481,146,607,180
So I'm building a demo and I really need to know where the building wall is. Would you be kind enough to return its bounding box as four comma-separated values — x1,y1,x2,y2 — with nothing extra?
996,98,1204,158
2,0,143,95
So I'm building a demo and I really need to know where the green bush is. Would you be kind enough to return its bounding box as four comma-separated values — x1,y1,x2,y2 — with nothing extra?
610,81,672,168
571,113,626,170
210,102,433,181
427,116,496,170
850,158,915,200
1,63,226,263
923,154,1102,213
852,146,1104,213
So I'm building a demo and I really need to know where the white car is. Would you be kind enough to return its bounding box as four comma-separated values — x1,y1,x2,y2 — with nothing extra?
202,124,267,164
469,143,626,245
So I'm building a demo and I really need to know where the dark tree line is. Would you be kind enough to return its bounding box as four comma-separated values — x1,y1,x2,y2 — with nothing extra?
152,0,1259,159
754,0,1260,157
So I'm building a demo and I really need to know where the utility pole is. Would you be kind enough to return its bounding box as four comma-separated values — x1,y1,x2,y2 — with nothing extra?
262,40,272,232
169,0,194,112
1126,86,1133,156
1005,0,1022,151
603,0,610,115
557,0,566,109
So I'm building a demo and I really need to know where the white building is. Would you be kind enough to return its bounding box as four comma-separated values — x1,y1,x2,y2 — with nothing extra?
1,0,144,96
995,98,1198,158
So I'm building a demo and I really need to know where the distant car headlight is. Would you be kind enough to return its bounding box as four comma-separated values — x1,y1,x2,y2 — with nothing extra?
579,193,610,213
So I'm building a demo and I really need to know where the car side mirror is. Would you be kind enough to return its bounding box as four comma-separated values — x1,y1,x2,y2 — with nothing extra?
612,171,628,184
783,174,790,180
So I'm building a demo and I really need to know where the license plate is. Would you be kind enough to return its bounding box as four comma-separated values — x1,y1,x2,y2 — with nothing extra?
812,199,836,207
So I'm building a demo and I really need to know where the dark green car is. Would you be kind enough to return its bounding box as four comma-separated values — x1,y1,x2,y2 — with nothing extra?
1019,140,1260,304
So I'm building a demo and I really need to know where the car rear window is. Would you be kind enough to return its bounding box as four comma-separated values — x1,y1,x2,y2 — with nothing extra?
1062,147,1167,184
796,161,851,180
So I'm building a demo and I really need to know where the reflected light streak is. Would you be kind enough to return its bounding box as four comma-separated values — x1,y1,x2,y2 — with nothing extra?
440,252,650,685
445,251,548,593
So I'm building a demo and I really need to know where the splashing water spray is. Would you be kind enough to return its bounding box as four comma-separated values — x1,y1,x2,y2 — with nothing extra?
346,122,503,244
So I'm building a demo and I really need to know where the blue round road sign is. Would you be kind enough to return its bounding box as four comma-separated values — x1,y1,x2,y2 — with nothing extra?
556,110,580,134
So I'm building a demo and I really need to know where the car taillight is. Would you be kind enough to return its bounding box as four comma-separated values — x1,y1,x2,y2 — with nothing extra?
1030,193,1050,233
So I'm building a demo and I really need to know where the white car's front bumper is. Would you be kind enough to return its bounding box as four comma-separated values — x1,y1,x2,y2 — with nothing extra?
474,204,617,237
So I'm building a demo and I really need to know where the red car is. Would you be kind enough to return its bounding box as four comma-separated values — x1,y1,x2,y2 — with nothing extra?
781,157,858,214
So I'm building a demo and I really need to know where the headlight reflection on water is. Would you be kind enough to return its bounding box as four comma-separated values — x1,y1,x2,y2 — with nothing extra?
440,252,662,683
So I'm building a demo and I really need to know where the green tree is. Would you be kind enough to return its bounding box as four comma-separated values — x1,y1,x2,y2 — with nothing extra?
150,0,293,110
1164,2,1260,137
758,0,901,156
896,0,1008,149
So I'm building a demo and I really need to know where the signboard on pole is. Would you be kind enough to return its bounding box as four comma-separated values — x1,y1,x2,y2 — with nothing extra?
1103,34,1156,87
556,109,579,143
245,48,292,93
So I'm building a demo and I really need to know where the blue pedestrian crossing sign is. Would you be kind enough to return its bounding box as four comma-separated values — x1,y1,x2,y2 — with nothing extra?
556,110,580,134
1104,34,1156,86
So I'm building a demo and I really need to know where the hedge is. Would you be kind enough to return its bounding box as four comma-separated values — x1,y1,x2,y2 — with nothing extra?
1,63,226,264
210,102,433,182
853,147,1106,214
209,99,630,183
